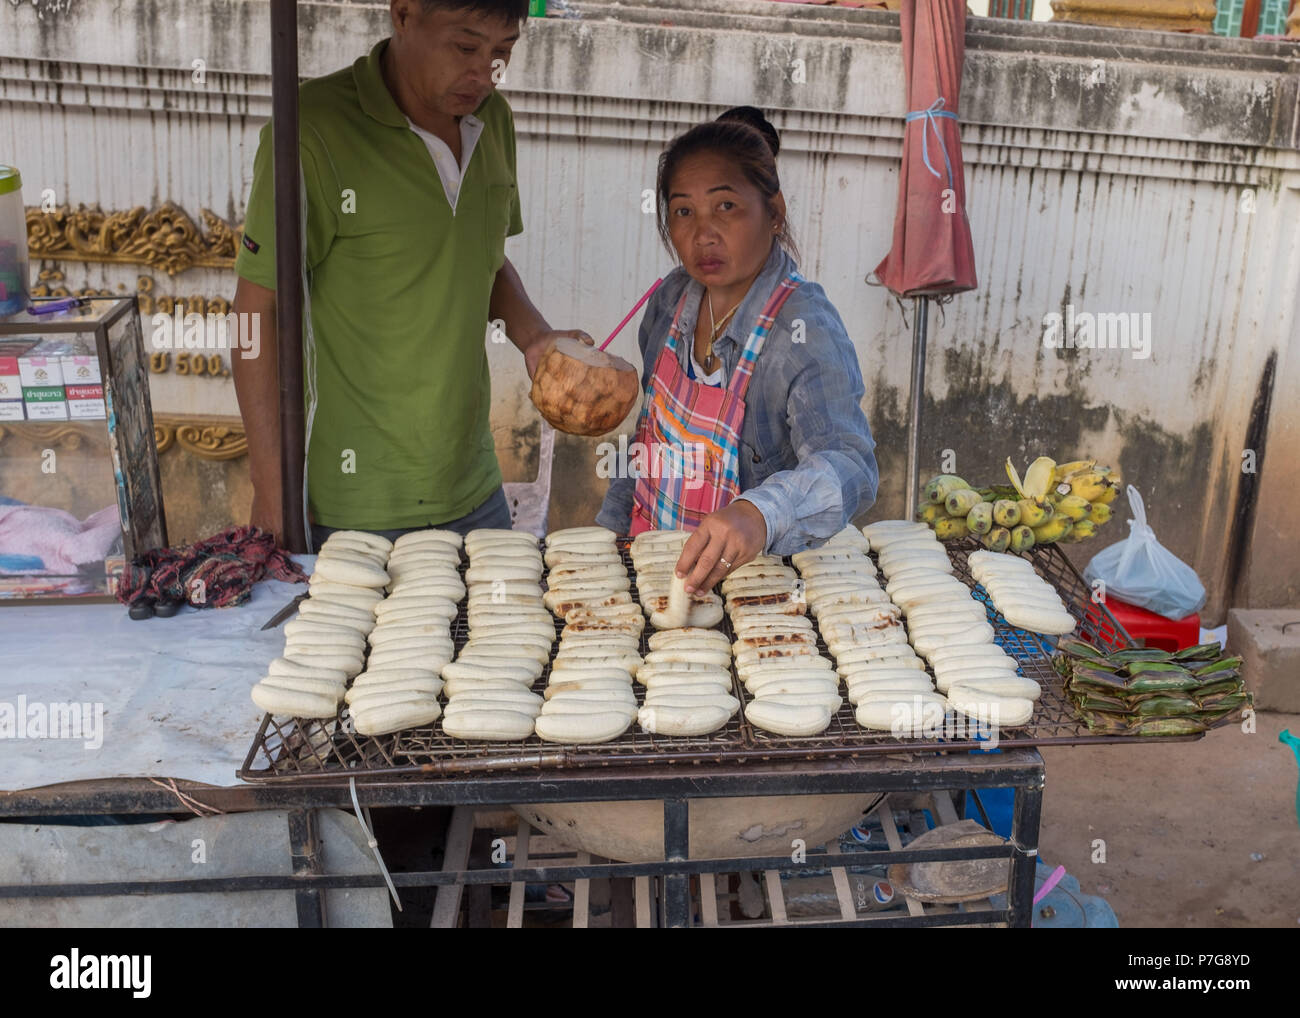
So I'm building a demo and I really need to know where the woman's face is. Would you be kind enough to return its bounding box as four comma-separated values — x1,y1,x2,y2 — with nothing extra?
666,152,781,291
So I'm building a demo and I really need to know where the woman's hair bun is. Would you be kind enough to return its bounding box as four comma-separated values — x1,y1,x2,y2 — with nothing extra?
716,105,780,158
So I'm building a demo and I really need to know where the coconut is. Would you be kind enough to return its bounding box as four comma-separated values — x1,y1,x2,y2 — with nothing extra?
529,337,640,437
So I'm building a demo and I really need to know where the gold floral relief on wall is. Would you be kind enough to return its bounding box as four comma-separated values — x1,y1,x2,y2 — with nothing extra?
153,417,248,461
27,202,241,276
0,417,245,462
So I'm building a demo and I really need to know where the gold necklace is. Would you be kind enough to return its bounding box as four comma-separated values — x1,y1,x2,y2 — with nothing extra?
704,293,742,371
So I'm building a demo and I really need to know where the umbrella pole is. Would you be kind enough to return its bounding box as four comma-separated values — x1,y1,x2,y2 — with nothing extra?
270,0,307,553
903,295,929,522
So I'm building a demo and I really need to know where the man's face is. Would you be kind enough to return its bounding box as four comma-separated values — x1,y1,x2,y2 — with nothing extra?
390,1,521,117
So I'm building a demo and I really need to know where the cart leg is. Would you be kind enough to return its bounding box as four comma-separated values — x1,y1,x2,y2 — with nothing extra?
878,796,926,919
635,876,654,928
825,842,857,922
506,818,531,929
288,808,325,929
431,805,475,928
930,789,961,826
763,869,788,925
610,877,636,927
662,797,690,928
699,871,720,927
466,828,494,928
1008,774,1044,929
572,852,592,929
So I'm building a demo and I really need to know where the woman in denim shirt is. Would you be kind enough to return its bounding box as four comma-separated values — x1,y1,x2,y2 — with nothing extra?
597,106,879,594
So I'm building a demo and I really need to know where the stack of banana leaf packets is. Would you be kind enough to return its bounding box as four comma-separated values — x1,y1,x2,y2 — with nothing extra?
1053,639,1251,736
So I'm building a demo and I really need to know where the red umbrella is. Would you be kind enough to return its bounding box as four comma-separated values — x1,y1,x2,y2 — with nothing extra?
874,0,976,297
872,0,977,517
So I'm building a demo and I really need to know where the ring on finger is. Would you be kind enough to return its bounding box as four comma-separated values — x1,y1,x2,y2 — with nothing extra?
719,556,732,569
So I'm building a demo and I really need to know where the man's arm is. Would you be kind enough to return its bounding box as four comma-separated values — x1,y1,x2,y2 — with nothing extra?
490,257,592,379
230,276,283,541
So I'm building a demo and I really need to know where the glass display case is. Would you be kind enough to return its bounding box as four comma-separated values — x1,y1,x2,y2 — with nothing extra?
0,297,167,600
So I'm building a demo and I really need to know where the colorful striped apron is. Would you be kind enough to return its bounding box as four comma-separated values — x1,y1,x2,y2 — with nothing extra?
628,270,803,535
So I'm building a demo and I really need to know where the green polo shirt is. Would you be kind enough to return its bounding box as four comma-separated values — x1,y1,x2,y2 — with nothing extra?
235,38,523,530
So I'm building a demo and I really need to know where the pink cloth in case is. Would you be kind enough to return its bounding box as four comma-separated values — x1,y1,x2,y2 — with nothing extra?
0,503,120,573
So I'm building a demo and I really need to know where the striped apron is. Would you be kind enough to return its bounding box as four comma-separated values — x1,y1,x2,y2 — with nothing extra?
628,270,802,534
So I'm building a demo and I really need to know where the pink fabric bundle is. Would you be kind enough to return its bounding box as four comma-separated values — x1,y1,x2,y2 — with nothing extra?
0,504,121,573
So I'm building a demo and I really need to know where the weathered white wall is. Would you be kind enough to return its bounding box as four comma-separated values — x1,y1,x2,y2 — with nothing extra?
2,0,1297,620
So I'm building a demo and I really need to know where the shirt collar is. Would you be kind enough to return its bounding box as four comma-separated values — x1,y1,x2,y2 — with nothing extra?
356,38,490,129
356,39,407,128
682,242,795,351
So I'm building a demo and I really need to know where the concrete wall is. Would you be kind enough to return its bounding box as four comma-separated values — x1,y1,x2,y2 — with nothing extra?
2,0,1297,622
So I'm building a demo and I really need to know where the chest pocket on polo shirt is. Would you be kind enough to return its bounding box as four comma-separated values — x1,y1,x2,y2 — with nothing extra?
484,183,514,276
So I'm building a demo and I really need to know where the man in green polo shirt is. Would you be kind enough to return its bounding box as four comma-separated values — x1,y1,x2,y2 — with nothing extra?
232,0,588,544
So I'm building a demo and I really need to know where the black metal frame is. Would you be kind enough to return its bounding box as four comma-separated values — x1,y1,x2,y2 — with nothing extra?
0,750,1044,927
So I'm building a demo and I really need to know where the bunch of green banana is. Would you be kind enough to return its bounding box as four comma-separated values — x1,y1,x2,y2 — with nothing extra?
1053,639,1252,736
918,454,1123,547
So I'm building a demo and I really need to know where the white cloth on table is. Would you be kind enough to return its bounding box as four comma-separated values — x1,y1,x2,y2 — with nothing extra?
0,557,318,792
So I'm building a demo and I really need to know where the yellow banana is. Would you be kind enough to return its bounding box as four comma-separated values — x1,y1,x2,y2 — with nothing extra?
1053,495,1091,521
981,526,1012,553
965,502,994,535
934,517,969,541
1031,513,1073,545
924,474,970,504
1071,519,1098,540
992,499,1021,528
1005,459,1026,499
1009,525,1036,553
1017,498,1049,528
946,489,983,516
1068,471,1114,502
916,503,949,524
1052,460,1095,485
1022,457,1057,499
1087,502,1112,525
1093,483,1119,506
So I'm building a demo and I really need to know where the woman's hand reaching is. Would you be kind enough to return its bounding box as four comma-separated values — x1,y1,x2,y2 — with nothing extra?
675,500,768,595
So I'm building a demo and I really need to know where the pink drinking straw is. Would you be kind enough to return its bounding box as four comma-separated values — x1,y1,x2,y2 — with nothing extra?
599,278,664,351
1033,865,1068,905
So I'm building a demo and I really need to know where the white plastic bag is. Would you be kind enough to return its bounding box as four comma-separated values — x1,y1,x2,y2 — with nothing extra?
1082,485,1206,621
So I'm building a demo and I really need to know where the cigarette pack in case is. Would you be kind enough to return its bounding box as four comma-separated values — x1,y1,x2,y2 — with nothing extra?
65,383,106,419
61,355,102,386
23,385,69,420
18,354,64,388
0,354,21,418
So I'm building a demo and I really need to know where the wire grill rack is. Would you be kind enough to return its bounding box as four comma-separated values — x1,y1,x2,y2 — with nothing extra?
239,535,1196,782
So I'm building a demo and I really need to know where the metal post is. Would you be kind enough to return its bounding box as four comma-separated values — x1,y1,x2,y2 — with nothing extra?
662,798,690,928
903,295,929,521
1008,775,1044,928
288,808,326,928
270,0,307,553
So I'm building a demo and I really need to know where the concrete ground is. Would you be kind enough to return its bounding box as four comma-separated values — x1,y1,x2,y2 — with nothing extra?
1037,710,1300,928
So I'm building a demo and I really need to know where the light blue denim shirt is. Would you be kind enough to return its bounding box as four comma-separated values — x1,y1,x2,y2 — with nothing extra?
596,242,879,554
